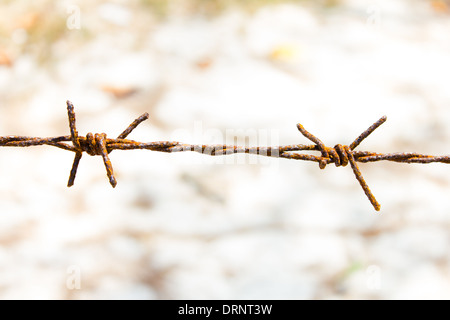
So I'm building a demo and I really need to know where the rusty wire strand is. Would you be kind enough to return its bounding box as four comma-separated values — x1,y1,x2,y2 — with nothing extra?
0,100,449,212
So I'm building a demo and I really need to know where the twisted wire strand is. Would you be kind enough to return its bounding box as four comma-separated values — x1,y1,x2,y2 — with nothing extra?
1,100,449,212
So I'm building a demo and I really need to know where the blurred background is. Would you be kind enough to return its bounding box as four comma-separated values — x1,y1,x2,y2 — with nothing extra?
0,0,450,299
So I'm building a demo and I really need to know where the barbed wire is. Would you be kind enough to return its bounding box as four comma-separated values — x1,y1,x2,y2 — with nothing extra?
1,100,449,212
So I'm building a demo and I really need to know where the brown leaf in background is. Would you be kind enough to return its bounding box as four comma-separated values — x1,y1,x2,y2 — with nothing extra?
14,12,40,30
0,51,12,66
101,85,138,99
195,57,213,70
431,0,449,13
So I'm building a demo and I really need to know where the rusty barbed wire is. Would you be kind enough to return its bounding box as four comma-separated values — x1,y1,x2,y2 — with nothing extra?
1,100,449,212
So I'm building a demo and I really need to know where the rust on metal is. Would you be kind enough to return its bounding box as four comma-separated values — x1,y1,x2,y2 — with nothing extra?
0,100,448,212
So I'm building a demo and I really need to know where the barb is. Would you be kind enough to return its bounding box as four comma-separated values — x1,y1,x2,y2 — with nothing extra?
1,101,449,212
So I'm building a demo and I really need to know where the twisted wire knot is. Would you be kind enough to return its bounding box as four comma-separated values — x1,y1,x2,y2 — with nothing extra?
78,132,108,156
322,144,350,168
68,131,116,188
296,117,387,211
66,101,148,188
